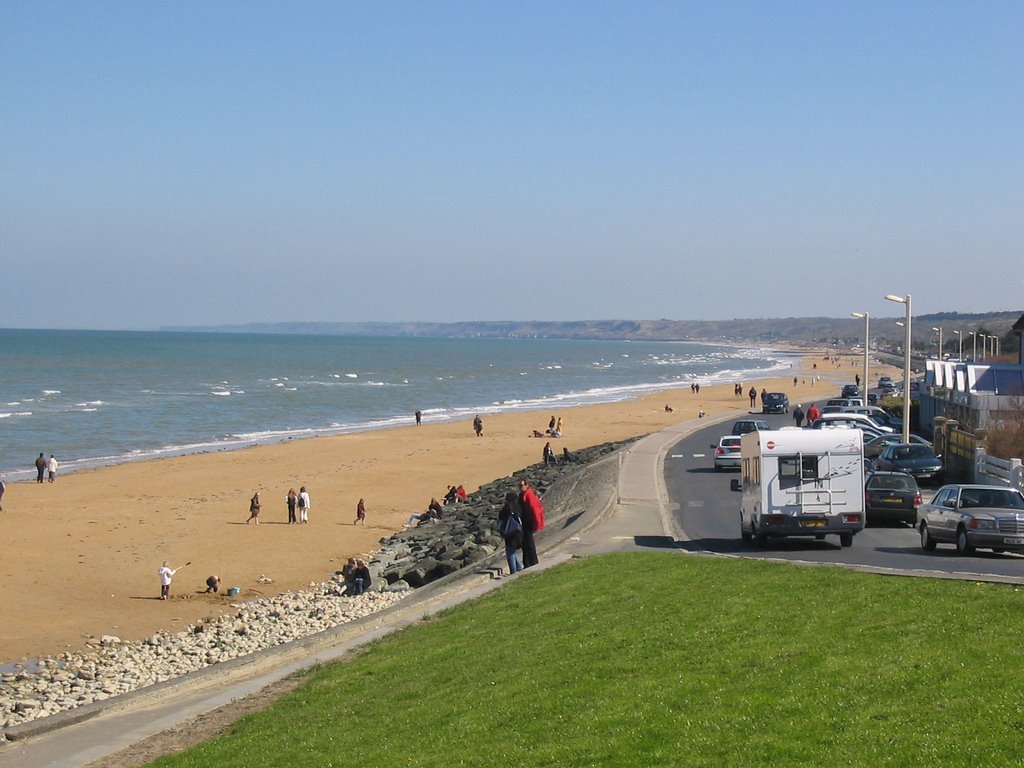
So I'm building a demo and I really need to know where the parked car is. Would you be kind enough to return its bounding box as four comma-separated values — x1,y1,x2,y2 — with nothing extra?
864,471,921,525
878,376,894,388
842,383,861,398
713,436,742,471
810,413,891,436
762,392,790,414
917,484,1024,555
842,406,903,432
874,443,943,483
863,433,931,460
867,393,880,405
826,398,863,409
731,419,769,436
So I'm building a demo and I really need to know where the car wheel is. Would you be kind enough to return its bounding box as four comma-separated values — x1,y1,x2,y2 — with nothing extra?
839,532,853,547
755,530,770,549
956,526,976,556
814,533,826,540
919,523,937,551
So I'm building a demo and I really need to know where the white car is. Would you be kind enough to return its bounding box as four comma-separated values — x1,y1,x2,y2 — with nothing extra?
713,436,742,471
810,413,891,435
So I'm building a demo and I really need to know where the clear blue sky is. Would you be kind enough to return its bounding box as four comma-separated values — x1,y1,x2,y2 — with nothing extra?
3,1,1022,329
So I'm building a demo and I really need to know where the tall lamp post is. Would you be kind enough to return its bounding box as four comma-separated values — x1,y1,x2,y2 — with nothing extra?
885,293,912,442
953,330,963,362
969,331,977,361
932,326,943,360
851,311,870,400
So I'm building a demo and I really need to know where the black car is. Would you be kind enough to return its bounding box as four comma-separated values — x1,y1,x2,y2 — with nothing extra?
841,383,861,398
761,392,789,414
875,443,943,484
731,419,769,436
864,471,921,525
863,433,931,460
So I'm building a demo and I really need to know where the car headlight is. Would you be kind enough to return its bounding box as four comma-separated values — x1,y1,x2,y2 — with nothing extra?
968,519,995,530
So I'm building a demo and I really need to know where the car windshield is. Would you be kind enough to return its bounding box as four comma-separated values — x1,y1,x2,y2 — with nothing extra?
959,489,1024,510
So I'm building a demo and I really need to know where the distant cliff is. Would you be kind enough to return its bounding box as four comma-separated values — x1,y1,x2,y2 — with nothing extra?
163,311,1021,348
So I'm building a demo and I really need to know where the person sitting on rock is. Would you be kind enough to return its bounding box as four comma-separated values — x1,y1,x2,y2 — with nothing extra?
349,559,371,596
444,485,459,505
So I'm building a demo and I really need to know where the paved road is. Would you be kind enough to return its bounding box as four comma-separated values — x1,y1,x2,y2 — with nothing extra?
663,412,1024,580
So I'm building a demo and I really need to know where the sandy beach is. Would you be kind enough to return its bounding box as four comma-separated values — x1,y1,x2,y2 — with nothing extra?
0,353,897,665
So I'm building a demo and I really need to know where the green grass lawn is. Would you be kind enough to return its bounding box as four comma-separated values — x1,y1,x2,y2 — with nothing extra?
147,553,1024,767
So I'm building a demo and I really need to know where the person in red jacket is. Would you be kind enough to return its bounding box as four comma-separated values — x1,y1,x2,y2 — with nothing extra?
518,479,545,567
806,403,821,424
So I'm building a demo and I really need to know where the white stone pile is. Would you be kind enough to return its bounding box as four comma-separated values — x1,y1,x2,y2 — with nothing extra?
0,580,409,731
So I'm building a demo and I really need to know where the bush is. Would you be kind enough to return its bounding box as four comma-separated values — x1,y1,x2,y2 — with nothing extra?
985,398,1024,460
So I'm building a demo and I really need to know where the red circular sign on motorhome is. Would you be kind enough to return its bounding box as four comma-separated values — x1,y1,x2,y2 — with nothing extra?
766,441,776,449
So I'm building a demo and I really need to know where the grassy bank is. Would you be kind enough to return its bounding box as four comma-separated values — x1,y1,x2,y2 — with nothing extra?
147,554,1023,767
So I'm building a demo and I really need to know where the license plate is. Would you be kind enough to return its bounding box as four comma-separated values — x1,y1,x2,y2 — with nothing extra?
1003,537,1024,545
883,497,901,503
801,519,826,528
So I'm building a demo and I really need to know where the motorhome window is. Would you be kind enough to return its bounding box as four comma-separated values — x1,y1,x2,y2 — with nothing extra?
779,455,818,489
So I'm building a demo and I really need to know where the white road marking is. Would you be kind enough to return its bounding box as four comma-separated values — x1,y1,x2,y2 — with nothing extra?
692,453,706,458
670,454,685,458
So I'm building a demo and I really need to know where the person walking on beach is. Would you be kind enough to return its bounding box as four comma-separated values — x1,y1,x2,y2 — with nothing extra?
298,486,311,523
793,404,805,428
47,455,58,483
556,417,563,434
34,452,46,483
415,409,422,426
748,386,757,408
497,492,524,575
0,478,5,511
246,492,261,524
518,479,545,568
355,498,366,525
473,415,483,437
286,488,298,524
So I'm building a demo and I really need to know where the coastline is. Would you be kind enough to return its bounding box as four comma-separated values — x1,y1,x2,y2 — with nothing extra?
0,352,896,665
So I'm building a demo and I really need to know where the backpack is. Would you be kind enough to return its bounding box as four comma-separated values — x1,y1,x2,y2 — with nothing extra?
298,495,307,509
497,510,522,539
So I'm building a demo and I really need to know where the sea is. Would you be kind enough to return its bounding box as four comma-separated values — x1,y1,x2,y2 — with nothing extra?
0,329,798,480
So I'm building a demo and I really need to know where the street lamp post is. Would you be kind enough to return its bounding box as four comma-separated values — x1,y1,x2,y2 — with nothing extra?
969,331,977,361
953,330,963,362
851,311,869,400
885,293,912,442
932,326,942,360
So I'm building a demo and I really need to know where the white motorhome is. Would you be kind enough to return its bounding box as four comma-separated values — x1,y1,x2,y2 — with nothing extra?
735,428,866,548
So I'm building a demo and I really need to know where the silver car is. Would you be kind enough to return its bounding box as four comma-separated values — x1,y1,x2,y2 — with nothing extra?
917,484,1024,555
713,435,742,471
